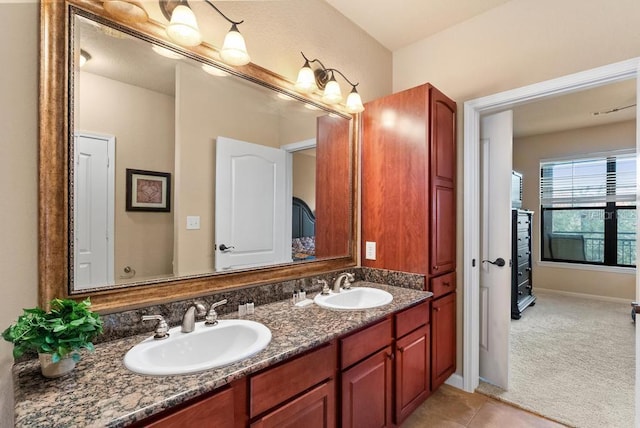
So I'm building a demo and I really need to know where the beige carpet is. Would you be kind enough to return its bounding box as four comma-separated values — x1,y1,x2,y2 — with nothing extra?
477,291,635,428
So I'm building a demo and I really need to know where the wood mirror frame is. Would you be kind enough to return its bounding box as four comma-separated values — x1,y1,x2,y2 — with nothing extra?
39,0,359,313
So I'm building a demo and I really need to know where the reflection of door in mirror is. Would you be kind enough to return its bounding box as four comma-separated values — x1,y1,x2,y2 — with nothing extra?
215,137,289,271
74,132,115,290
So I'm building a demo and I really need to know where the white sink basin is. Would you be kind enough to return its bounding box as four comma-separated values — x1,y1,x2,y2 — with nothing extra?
314,287,393,310
124,319,271,376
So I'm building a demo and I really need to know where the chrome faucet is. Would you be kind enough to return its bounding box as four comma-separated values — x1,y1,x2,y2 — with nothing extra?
333,272,355,292
205,299,228,326
181,302,206,333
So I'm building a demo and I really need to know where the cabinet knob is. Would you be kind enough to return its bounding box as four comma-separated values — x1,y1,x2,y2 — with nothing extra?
443,281,450,286
433,307,441,312
386,352,395,360
397,346,405,353
433,265,439,271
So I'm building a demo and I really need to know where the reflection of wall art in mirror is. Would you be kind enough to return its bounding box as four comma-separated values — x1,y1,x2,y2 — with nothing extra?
125,169,171,212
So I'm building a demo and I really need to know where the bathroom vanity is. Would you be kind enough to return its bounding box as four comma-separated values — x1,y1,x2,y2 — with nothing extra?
13,283,433,427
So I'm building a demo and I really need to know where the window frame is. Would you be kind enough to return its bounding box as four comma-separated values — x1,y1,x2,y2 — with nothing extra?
539,153,636,268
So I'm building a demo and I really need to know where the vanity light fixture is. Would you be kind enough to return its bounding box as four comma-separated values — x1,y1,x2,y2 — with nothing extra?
294,52,364,113
79,50,92,68
160,0,251,66
102,0,149,24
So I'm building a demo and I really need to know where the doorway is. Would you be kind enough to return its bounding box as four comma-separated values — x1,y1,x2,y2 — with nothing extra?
462,58,640,394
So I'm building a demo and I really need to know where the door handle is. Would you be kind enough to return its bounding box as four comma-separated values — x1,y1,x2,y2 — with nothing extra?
482,257,506,267
218,244,235,252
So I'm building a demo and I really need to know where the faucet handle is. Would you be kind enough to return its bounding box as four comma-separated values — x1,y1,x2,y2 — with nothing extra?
205,299,228,326
317,279,330,295
142,315,169,340
341,272,355,290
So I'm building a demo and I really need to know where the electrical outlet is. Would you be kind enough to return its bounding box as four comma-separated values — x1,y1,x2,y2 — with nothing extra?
365,241,376,260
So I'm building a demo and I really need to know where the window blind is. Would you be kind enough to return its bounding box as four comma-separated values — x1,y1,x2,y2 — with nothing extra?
540,152,636,207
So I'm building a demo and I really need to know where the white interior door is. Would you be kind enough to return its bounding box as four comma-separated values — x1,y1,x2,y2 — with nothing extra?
74,132,115,289
478,111,513,389
215,137,289,271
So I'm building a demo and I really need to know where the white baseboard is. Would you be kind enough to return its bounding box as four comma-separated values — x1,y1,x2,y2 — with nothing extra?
444,373,464,390
535,287,632,304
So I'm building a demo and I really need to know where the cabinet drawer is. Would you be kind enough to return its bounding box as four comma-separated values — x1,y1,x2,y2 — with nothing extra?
341,318,392,370
250,342,336,418
429,272,455,299
395,300,430,338
145,387,236,428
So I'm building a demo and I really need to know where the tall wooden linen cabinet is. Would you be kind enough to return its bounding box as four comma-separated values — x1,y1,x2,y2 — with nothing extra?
362,83,457,406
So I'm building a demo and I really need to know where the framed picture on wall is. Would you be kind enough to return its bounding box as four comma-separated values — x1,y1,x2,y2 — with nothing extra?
126,168,171,212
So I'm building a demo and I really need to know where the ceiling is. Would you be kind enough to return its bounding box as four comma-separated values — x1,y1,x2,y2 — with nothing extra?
324,0,512,51
325,0,637,137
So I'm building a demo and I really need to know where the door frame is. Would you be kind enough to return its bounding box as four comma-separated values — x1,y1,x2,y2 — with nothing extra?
462,57,640,393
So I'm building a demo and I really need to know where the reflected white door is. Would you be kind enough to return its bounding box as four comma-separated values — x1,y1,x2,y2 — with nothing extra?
479,111,513,389
74,133,115,289
215,137,289,271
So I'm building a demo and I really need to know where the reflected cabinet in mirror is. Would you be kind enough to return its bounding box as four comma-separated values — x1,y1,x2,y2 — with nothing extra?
40,0,358,312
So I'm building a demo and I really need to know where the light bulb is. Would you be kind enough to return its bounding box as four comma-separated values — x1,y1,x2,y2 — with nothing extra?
322,75,342,104
220,24,250,66
295,61,318,94
346,87,364,113
166,5,201,47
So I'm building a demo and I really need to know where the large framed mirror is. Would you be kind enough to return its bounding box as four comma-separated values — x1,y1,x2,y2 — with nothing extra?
39,0,358,312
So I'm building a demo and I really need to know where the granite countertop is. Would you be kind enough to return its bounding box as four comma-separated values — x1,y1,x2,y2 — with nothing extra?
13,282,432,427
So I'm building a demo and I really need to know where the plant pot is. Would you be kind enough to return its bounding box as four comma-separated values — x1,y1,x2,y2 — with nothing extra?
38,353,76,378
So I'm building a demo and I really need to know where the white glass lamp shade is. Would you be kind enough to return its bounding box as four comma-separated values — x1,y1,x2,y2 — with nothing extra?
295,61,318,94
167,5,202,47
322,76,343,104
346,87,364,113
220,24,250,66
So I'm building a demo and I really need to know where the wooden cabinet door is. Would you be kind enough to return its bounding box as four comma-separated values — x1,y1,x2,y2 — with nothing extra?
145,386,238,428
361,85,429,274
429,87,456,188
431,292,456,389
430,185,456,274
395,325,431,425
341,346,393,428
251,380,335,428
429,87,456,276
315,115,351,258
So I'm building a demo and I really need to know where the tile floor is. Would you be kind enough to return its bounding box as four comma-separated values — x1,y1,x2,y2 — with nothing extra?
401,385,567,427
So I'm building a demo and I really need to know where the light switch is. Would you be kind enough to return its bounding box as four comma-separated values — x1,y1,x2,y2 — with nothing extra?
186,216,200,230
365,241,376,260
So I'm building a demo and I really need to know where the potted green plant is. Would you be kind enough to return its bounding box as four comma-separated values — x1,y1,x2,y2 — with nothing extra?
2,298,103,378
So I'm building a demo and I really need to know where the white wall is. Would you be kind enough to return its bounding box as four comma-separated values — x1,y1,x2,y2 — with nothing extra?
514,121,636,300
0,3,38,427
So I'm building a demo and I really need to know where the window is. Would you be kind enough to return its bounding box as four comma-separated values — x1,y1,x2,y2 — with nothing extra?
540,152,637,267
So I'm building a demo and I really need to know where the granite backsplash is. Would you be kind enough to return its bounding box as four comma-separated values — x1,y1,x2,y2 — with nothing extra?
96,267,425,343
